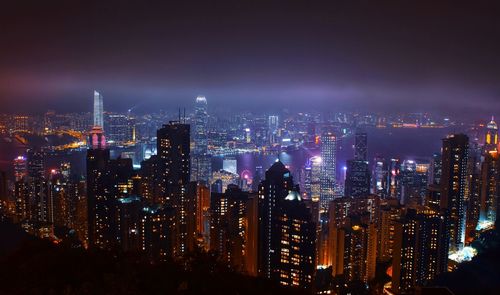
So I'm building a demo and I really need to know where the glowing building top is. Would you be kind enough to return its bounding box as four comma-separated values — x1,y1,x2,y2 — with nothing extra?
89,126,106,150
485,116,498,152
487,116,498,130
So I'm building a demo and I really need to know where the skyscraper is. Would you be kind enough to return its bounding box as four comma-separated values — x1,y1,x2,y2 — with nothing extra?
268,115,279,144
392,208,449,293
257,161,294,278
441,134,468,251
93,90,104,128
484,116,498,153
345,131,370,198
192,96,211,183
157,121,194,255
354,132,368,161
320,131,336,212
257,162,316,288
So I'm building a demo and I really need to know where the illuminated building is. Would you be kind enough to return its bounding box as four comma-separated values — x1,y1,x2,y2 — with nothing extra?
157,121,195,256
141,205,176,262
116,196,143,252
326,195,379,277
210,185,254,272
392,208,449,294
337,216,377,283
93,90,104,128
13,156,27,182
257,161,294,279
306,156,322,202
192,96,211,183
345,159,370,198
27,149,49,223
196,183,210,248
479,151,499,224
86,125,137,249
211,169,240,193
13,115,29,132
190,154,211,184
378,199,402,262
268,115,279,144
388,158,401,199
441,134,468,251
107,113,134,144
320,131,336,212
429,153,442,185
276,190,316,289
372,156,388,197
354,132,368,161
222,157,237,175
484,116,498,153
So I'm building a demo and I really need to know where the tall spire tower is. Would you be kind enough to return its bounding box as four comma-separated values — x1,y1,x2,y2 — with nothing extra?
93,90,104,128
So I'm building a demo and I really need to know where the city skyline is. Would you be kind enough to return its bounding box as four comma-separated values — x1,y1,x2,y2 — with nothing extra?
1,2,500,295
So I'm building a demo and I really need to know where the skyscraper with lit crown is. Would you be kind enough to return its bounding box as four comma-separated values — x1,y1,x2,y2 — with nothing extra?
93,90,104,128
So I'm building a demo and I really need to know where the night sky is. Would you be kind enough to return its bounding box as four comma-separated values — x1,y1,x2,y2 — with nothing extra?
1,0,500,116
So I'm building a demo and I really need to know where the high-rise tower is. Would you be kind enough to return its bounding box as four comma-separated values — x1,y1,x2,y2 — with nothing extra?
194,96,208,155
320,132,337,212
441,134,468,251
192,96,211,183
484,116,498,153
93,90,104,128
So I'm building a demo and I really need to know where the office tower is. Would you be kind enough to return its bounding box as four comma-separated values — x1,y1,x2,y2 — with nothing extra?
392,208,449,293
157,121,193,255
320,131,336,212
190,154,211,184
388,158,401,198
354,132,368,161
429,153,442,185
397,160,429,206
210,185,252,272
107,114,132,144
441,134,468,251
484,116,498,153
222,157,237,174
192,96,211,184
372,156,388,197
211,169,240,192
93,90,104,128
268,115,279,144
303,156,322,203
345,159,370,198
194,96,208,155
479,151,499,224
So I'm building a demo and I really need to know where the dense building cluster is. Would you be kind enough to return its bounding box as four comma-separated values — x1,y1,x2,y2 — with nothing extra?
0,93,499,294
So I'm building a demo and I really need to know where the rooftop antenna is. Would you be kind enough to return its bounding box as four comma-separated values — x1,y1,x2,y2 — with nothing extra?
183,108,186,123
